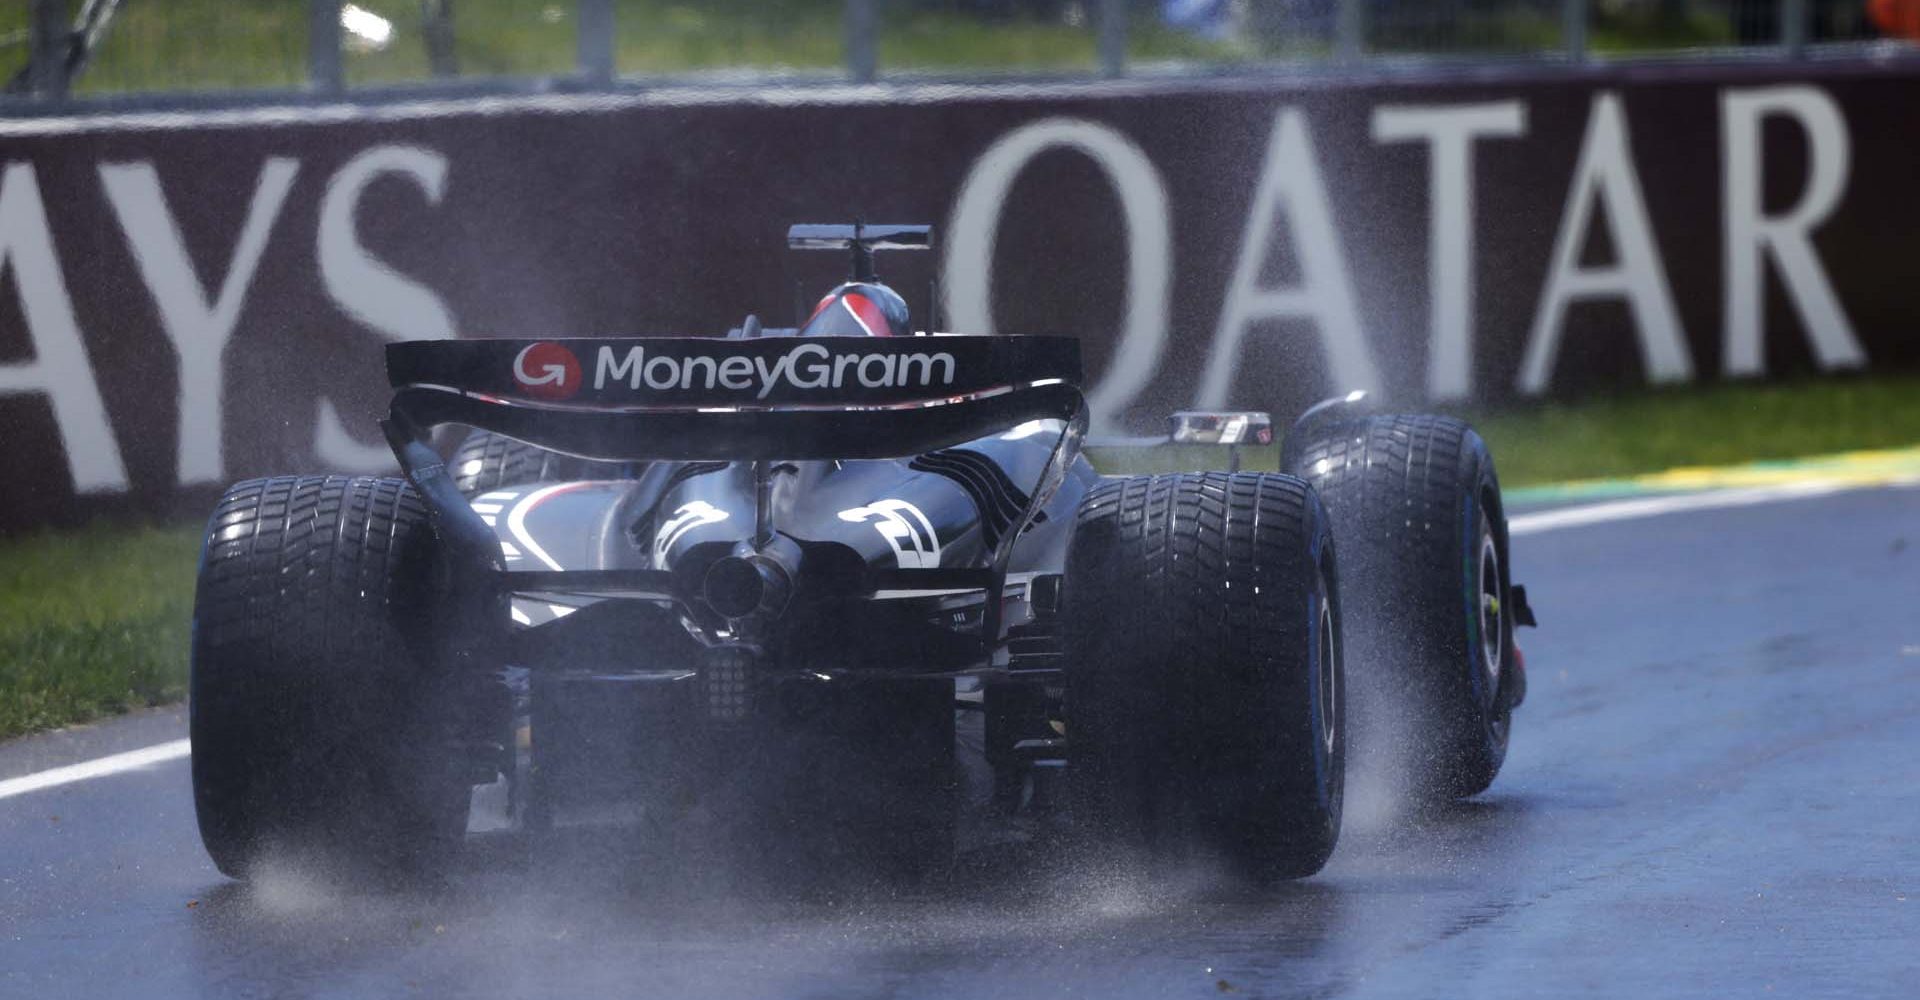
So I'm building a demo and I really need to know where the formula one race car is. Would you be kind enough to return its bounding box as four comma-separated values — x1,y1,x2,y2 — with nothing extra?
189,223,1532,885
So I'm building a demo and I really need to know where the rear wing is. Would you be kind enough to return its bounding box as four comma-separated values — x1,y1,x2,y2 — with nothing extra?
383,335,1080,462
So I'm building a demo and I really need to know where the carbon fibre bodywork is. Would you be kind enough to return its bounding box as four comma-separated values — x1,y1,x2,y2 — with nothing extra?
470,431,1098,664
382,333,1090,663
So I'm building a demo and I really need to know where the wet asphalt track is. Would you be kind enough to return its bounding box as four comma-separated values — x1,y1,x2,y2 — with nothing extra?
3,483,1917,999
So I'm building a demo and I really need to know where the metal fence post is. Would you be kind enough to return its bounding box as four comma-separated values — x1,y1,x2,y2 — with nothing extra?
845,0,877,83
1097,0,1127,78
578,0,615,85
422,0,459,77
1334,0,1364,62
309,0,343,94
1563,0,1588,61
28,0,69,100
1781,0,1808,56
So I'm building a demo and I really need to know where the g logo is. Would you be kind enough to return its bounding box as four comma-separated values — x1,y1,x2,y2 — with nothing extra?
512,342,582,400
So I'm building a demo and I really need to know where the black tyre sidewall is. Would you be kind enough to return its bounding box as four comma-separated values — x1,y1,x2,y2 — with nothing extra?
1450,433,1511,795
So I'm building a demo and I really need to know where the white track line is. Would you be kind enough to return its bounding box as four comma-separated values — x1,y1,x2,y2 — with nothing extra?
0,739,191,802
0,476,1905,802
1508,479,1863,536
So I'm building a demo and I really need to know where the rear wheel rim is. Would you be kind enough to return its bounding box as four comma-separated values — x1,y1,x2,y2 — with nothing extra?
1317,575,1338,758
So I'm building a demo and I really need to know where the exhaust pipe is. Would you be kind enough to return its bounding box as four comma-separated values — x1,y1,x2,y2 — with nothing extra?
702,553,794,623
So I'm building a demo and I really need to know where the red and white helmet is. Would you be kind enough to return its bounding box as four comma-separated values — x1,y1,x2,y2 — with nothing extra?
797,282,912,338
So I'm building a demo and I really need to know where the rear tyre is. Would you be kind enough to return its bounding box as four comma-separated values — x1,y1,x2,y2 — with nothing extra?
191,476,496,882
450,430,624,496
1064,473,1344,882
1282,413,1513,799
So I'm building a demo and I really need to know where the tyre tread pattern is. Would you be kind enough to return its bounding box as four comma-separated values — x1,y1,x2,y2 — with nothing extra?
451,431,616,495
1285,413,1507,797
192,475,469,879
1067,471,1341,880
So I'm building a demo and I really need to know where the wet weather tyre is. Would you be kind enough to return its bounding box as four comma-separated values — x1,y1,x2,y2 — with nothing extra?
1282,414,1514,799
190,476,490,882
1064,472,1344,882
450,430,621,496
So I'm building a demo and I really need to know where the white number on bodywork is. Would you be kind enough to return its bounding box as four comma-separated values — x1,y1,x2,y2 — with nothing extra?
653,501,730,565
839,499,943,568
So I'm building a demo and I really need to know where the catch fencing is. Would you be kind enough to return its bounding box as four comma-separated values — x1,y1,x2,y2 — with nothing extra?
2,1,1913,106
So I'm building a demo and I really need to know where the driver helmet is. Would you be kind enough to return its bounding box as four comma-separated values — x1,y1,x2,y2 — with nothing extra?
797,282,911,338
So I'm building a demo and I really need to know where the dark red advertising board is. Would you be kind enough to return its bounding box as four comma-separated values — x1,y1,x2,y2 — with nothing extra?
1,60,1914,530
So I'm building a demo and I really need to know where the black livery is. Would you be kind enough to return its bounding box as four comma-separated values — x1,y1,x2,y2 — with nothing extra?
189,224,1532,885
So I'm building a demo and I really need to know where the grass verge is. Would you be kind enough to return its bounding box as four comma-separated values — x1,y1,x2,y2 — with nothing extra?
3,374,1917,741
1462,375,1920,487
0,525,201,741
